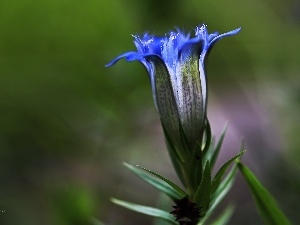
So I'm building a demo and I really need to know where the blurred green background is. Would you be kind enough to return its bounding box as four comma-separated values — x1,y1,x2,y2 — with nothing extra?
0,0,299,224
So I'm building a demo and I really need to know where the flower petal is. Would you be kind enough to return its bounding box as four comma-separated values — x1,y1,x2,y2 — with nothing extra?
176,41,206,149
210,27,241,46
202,27,242,62
134,34,163,56
105,51,142,67
144,55,185,160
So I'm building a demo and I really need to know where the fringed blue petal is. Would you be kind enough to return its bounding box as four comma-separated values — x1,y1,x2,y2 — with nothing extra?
105,51,141,67
209,27,241,46
133,34,163,56
106,26,241,68
200,26,242,63
148,36,163,55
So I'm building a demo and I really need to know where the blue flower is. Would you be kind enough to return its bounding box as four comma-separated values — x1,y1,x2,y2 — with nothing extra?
106,25,240,173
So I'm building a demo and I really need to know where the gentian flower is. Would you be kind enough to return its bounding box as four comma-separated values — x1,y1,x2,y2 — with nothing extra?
106,25,240,188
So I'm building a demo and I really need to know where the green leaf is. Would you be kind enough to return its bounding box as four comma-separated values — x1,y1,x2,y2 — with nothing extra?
136,164,187,197
193,160,211,214
161,121,186,187
188,144,203,194
200,164,238,225
111,198,177,225
210,164,237,207
124,163,186,200
238,163,292,225
154,194,173,225
202,119,212,156
211,150,246,194
188,119,211,193
210,123,228,170
208,205,234,225
90,218,106,225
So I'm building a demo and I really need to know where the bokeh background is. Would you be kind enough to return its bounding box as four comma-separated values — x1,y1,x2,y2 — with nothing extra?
0,0,299,224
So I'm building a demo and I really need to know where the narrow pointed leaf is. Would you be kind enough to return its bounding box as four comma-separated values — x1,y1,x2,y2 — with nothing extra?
111,198,177,225
202,119,212,156
201,164,238,225
124,163,185,200
208,205,234,225
193,160,211,214
161,121,186,187
154,194,173,225
238,163,292,225
188,119,210,192
90,218,106,225
136,165,187,198
188,144,203,194
211,150,246,193
210,123,228,170
210,164,237,207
